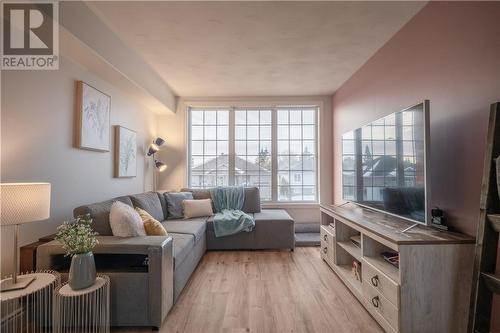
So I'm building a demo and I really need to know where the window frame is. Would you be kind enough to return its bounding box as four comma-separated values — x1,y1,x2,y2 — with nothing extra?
187,105,319,203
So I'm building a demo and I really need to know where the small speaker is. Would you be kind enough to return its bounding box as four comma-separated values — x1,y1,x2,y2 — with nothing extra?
431,207,448,230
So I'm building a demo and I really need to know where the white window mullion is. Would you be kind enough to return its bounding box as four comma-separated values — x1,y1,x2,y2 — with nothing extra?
271,108,278,202
228,107,235,186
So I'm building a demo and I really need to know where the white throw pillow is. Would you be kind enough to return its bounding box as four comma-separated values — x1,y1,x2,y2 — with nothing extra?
109,201,146,237
182,199,214,219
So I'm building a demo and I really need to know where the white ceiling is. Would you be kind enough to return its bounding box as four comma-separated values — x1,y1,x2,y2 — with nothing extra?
89,1,426,97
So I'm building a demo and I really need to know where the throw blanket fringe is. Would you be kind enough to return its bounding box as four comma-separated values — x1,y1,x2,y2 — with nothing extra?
210,187,255,237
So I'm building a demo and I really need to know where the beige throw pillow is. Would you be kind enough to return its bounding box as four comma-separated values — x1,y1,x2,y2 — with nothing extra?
109,201,146,237
135,207,168,236
182,199,214,219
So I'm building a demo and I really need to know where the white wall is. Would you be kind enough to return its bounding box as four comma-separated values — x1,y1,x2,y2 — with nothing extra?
1,56,158,276
156,96,333,223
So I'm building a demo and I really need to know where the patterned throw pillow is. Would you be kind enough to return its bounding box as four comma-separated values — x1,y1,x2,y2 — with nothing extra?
135,207,168,236
164,192,194,219
109,201,146,237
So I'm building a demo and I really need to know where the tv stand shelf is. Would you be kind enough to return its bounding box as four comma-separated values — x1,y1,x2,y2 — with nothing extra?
320,203,475,333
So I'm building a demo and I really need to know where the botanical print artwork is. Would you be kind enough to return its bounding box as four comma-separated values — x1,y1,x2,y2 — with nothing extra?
76,81,111,151
115,126,137,178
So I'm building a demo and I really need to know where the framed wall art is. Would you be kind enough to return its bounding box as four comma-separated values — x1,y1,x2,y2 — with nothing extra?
114,126,137,178
75,81,111,152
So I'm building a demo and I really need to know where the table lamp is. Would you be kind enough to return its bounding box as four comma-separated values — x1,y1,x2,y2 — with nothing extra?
1,183,51,291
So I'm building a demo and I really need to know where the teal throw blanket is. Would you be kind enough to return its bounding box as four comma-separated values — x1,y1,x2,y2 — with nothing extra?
210,187,255,237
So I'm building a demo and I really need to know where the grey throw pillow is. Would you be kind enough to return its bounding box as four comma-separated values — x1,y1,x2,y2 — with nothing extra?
164,192,194,219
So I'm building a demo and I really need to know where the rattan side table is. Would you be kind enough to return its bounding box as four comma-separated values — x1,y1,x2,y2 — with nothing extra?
53,274,110,333
0,270,61,333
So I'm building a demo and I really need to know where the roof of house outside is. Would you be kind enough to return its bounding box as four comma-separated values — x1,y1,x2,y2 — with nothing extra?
192,154,316,175
191,154,270,175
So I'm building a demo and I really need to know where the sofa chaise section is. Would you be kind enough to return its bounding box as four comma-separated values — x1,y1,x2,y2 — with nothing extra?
205,210,295,250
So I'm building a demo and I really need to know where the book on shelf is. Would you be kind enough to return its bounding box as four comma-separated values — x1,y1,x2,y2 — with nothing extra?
381,251,399,268
350,235,361,248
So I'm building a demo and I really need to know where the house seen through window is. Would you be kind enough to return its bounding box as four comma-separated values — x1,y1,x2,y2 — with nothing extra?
188,107,318,202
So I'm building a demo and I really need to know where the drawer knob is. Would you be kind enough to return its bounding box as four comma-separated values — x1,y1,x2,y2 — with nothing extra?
323,235,328,241
323,247,327,254
371,296,380,308
371,275,379,287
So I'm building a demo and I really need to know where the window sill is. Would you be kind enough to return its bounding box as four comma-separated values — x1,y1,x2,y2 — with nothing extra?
261,202,319,209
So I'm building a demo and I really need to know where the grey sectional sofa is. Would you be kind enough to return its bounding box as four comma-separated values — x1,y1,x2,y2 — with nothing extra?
36,187,294,329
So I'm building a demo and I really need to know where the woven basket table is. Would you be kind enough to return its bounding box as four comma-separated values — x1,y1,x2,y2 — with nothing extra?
0,270,61,332
53,274,110,333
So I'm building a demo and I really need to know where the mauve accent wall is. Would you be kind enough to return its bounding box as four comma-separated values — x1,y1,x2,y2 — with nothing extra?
332,1,500,329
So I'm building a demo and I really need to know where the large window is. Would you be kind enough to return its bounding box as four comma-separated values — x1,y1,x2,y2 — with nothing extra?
277,109,316,201
189,109,229,188
234,109,272,200
188,106,318,202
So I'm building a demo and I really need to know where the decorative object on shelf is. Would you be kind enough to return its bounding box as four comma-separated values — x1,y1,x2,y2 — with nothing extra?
147,137,167,190
53,274,110,333
350,234,361,248
114,126,137,178
430,207,448,230
0,183,51,292
1,270,60,332
75,81,111,152
55,214,98,290
352,260,361,281
381,251,399,268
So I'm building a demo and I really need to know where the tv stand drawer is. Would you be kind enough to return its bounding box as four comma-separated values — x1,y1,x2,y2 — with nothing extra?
320,225,335,265
363,282,399,331
320,225,334,247
362,258,399,307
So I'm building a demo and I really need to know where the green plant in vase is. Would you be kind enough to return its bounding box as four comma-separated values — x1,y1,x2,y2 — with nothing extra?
56,214,99,290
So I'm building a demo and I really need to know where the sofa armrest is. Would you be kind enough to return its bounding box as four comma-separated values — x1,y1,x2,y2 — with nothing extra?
37,235,171,258
36,235,174,328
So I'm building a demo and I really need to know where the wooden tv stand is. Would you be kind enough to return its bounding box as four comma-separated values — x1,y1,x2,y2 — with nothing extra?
320,203,475,333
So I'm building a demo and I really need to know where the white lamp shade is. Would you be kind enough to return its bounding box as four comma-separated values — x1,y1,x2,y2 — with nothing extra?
0,183,51,225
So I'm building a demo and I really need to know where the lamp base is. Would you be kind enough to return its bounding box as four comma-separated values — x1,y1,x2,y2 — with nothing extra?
1,276,36,292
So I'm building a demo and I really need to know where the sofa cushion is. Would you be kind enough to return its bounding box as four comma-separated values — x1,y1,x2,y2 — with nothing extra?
170,233,195,268
181,188,211,201
110,202,146,237
206,210,293,231
74,196,133,236
130,192,164,222
164,192,194,219
182,199,213,219
180,188,215,211
253,209,293,223
181,187,261,213
242,187,261,213
205,214,253,232
156,191,169,220
136,208,168,236
162,218,207,243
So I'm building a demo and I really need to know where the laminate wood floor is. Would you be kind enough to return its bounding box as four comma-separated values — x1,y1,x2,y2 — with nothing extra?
113,247,383,333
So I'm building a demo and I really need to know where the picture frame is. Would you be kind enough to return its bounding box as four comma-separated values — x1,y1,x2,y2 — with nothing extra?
114,126,137,178
75,81,111,152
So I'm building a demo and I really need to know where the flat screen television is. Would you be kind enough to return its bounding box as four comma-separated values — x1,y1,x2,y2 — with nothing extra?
341,101,430,225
